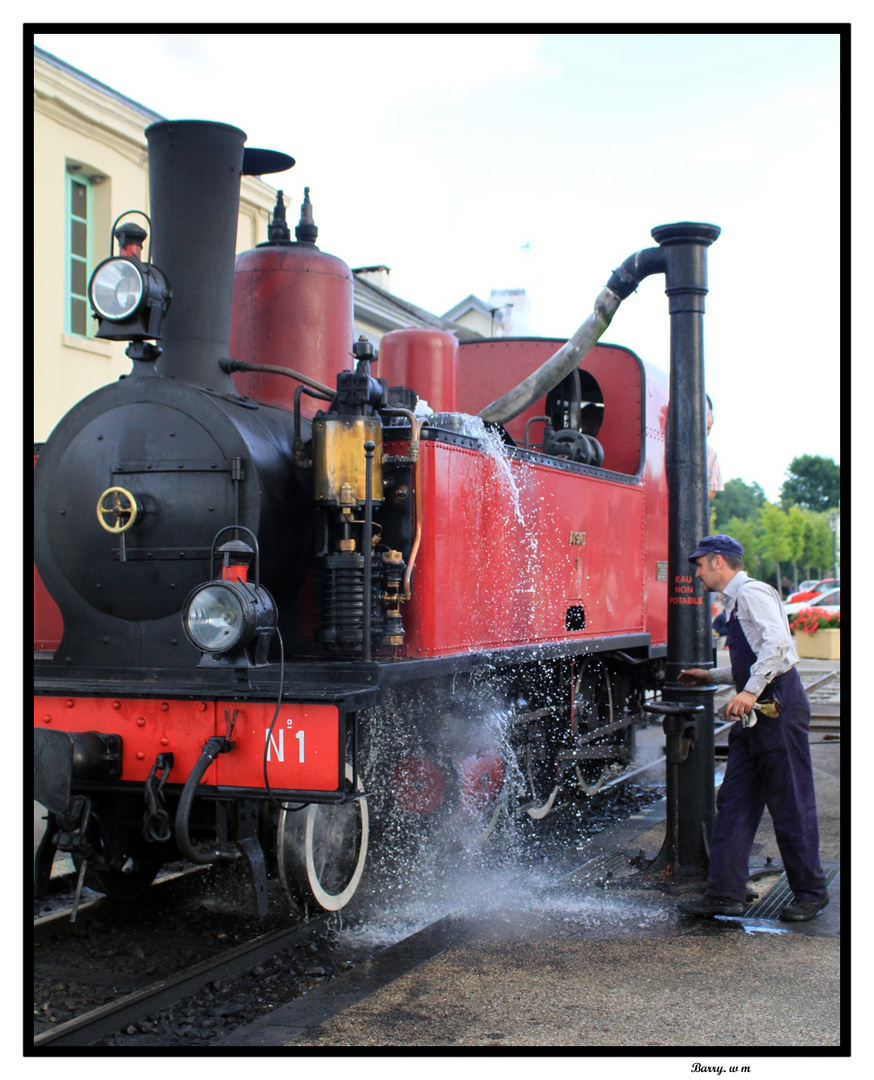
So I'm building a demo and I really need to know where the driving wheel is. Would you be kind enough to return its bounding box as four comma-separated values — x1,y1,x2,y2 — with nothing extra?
277,764,369,912
522,721,560,820
573,658,619,795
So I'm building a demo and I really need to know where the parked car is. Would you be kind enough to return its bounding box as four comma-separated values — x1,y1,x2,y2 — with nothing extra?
786,577,840,604
784,587,841,617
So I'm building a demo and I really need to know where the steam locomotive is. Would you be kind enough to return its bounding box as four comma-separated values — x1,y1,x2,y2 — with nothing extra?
33,120,674,915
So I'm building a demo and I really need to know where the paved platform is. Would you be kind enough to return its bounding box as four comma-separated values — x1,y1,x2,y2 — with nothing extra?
220,654,845,1058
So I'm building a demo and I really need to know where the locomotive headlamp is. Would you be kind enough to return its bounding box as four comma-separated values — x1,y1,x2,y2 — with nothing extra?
88,214,171,342
184,582,248,653
90,258,144,320
183,579,276,659
183,529,277,665
88,256,171,341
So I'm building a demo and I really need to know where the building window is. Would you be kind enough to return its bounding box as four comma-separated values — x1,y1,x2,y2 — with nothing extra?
66,169,92,336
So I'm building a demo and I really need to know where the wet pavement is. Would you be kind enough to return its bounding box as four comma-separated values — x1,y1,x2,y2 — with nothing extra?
218,652,844,1054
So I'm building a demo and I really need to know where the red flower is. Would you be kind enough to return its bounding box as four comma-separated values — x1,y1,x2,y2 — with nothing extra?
788,607,840,635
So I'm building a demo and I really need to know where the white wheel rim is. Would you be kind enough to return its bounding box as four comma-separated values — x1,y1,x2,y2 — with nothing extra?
277,764,369,912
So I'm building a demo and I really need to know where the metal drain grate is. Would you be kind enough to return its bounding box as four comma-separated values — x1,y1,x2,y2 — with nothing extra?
743,866,839,919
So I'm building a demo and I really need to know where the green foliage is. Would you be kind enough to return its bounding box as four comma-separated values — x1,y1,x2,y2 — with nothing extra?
780,455,840,513
802,511,838,578
715,501,836,592
759,502,791,565
712,478,765,531
706,456,839,590
725,516,762,576
785,506,807,564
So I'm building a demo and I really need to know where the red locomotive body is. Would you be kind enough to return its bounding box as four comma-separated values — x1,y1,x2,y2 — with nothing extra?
397,337,670,657
33,451,63,653
403,430,652,656
34,119,676,915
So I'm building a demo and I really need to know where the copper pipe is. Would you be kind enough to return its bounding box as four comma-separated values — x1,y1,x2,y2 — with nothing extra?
381,407,421,599
220,358,335,398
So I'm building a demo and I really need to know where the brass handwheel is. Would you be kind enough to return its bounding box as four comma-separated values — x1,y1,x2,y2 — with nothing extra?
96,486,140,533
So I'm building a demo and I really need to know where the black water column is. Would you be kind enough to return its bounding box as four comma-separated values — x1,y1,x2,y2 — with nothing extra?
652,221,721,880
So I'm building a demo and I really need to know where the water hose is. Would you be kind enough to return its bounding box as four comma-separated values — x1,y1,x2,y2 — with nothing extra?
478,245,666,427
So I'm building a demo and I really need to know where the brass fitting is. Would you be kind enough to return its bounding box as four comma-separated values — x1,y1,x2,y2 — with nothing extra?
313,417,383,505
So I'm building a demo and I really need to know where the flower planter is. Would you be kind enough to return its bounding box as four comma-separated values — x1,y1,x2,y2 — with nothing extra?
795,629,840,661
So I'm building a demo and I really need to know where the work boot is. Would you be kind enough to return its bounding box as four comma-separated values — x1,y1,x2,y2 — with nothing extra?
780,894,829,922
678,895,745,917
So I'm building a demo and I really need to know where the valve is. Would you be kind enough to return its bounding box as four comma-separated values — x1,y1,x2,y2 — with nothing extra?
643,700,703,763
97,486,141,533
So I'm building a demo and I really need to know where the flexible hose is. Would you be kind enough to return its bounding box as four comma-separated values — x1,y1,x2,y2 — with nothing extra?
478,287,621,425
478,244,668,427
174,737,233,864
220,357,335,398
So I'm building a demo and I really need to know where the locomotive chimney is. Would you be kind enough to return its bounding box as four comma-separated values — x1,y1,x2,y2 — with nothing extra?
145,120,247,394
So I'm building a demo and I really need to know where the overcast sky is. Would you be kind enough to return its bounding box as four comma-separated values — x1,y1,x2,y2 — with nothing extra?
33,27,844,504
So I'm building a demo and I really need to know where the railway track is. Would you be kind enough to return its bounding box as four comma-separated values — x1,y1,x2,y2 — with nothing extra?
32,858,341,1048
34,915,328,1048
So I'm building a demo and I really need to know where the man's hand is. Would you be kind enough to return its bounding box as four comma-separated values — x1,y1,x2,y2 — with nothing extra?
678,668,710,685
725,690,758,719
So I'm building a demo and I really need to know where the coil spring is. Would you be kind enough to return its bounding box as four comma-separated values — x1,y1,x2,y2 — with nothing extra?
318,552,365,645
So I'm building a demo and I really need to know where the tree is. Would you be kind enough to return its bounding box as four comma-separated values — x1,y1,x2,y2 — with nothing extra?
780,455,840,513
712,478,766,531
725,516,762,577
801,512,837,580
784,505,808,590
758,503,792,592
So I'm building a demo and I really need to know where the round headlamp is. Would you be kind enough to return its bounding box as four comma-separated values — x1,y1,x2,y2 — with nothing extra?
184,583,246,653
183,579,276,657
89,257,145,321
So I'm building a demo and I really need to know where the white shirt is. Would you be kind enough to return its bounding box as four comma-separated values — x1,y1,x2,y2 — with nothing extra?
707,443,723,494
710,571,799,697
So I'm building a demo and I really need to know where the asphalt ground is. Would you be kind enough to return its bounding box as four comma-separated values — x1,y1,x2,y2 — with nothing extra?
216,651,847,1069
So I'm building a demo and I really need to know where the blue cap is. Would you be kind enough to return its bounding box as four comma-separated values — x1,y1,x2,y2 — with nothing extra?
688,533,744,562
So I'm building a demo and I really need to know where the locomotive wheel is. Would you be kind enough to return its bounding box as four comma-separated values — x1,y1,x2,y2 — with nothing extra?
522,725,560,820
277,764,369,912
446,751,507,847
573,658,619,795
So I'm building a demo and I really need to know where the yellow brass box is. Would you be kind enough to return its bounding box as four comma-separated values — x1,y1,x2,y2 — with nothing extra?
313,417,383,504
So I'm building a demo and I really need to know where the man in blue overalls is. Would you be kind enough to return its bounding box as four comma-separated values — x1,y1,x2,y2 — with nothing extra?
677,534,829,921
